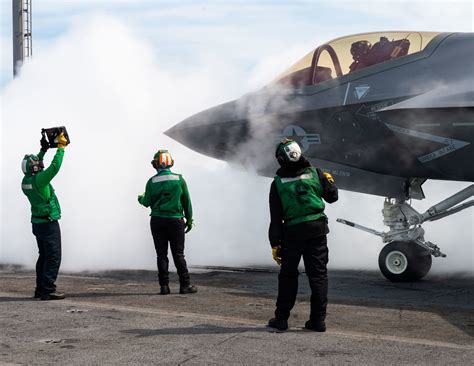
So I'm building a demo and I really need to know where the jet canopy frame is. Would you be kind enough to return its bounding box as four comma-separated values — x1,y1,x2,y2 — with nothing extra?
275,31,440,88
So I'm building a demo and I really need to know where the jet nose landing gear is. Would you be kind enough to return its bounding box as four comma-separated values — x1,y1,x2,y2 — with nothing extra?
379,241,432,282
337,184,473,282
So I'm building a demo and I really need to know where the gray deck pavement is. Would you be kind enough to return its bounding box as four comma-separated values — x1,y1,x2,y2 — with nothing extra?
0,267,473,365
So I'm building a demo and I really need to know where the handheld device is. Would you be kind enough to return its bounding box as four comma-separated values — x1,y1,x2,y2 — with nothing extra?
41,126,70,148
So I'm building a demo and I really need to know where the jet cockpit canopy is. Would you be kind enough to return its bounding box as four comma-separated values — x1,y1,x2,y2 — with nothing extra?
275,31,440,87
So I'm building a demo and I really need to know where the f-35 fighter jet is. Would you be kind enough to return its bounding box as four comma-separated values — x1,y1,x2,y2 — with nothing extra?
166,31,474,281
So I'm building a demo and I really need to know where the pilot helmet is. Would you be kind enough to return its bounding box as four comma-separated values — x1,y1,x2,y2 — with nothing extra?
275,139,302,165
151,150,174,169
22,154,44,175
350,40,371,60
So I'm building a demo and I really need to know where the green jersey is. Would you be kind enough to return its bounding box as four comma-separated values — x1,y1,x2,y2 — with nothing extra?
274,167,326,226
21,148,64,224
139,169,192,220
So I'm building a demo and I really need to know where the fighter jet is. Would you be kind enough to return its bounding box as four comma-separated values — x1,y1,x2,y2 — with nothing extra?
165,31,474,282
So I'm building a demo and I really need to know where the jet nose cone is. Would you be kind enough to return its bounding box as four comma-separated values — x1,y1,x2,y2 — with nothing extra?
165,100,248,161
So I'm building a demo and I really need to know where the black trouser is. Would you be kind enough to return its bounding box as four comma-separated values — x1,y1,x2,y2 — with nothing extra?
275,235,328,321
32,221,62,296
150,217,190,287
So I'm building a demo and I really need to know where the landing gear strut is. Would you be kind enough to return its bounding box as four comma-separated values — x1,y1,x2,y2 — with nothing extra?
337,184,473,282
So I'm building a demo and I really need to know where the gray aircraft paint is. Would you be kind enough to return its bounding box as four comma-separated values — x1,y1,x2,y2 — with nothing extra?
166,32,474,199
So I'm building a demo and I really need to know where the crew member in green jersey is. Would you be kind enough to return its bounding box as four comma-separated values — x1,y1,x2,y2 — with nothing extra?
21,133,68,301
267,139,338,332
138,150,197,295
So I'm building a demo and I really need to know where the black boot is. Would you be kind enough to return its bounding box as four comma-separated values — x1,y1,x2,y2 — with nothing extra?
267,317,288,331
304,319,326,332
160,285,170,295
179,285,197,294
41,291,66,301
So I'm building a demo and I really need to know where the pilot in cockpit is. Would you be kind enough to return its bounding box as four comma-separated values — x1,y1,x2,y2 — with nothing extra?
349,40,372,73
349,37,411,73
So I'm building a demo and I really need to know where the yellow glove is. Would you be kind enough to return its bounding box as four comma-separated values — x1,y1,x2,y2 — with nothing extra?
57,133,68,149
323,172,335,184
272,246,282,266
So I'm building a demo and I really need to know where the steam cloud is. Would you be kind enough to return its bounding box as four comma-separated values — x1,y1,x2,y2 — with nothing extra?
1,15,472,276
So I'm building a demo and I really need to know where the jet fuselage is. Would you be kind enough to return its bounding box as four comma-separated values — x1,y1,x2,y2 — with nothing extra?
166,32,474,198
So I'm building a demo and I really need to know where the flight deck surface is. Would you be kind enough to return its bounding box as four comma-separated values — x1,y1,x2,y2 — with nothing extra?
0,267,473,364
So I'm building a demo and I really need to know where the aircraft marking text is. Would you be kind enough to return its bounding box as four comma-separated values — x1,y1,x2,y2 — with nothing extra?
356,100,394,119
385,123,470,163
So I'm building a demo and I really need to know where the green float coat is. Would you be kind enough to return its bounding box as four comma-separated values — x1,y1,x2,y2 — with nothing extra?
274,167,326,226
139,169,192,220
21,148,64,223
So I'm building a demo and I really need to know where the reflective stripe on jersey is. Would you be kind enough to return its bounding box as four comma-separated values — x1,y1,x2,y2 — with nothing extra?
152,175,180,183
280,173,313,184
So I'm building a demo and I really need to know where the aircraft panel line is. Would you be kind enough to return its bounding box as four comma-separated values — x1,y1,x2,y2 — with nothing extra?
453,122,474,127
343,82,351,106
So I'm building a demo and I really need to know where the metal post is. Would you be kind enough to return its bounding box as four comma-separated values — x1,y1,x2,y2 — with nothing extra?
12,0,23,76
24,0,32,58
12,0,32,77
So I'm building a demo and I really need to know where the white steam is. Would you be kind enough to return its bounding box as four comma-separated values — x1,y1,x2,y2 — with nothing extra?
1,15,472,276
0,15,271,272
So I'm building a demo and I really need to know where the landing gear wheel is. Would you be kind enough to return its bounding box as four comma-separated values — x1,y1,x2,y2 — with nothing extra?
378,241,432,282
